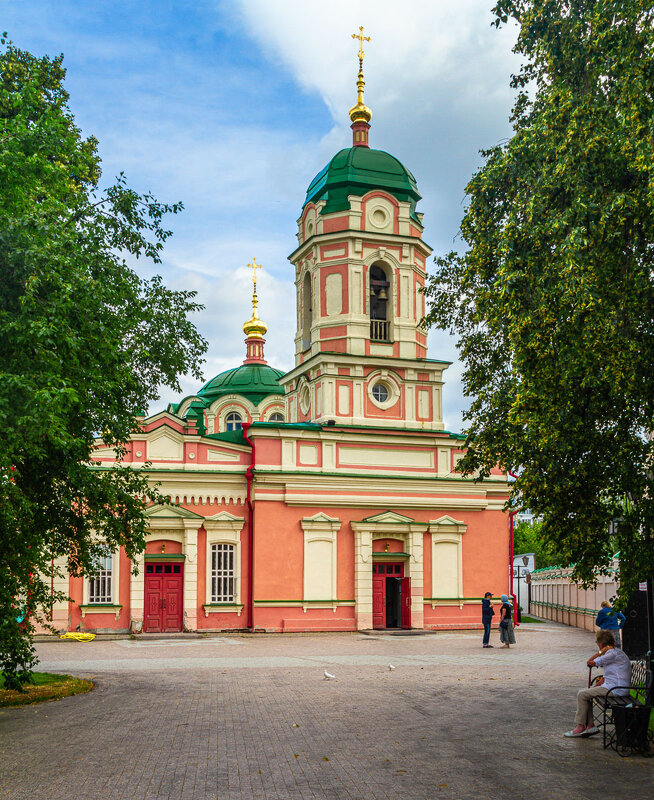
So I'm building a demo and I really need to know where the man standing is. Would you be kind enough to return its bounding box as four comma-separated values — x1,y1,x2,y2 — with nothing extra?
482,592,495,648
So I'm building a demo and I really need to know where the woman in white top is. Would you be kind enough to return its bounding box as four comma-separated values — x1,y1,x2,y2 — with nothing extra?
564,629,632,737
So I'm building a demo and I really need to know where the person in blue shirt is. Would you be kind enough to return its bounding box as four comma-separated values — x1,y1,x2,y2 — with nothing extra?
595,601,626,649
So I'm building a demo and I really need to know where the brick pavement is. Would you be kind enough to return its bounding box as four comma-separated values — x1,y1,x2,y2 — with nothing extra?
0,624,652,800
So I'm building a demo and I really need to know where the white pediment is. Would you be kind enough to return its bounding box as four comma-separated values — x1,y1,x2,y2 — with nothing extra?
301,512,341,524
205,511,245,523
362,511,416,525
145,504,202,520
148,430,183,460
429,515,466,527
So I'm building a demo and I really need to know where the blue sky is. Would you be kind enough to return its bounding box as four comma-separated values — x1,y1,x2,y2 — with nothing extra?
2,0,520,431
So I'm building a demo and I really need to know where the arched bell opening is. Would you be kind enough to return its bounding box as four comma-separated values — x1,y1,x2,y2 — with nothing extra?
369,263,391,342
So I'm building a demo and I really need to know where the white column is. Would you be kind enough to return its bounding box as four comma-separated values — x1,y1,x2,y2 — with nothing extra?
130,551,146,632
408,526,425,629
183,521,200,631
352,525,373,630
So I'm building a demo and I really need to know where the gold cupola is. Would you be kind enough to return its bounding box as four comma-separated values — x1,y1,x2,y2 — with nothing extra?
242,258,268,364
349,26,372,146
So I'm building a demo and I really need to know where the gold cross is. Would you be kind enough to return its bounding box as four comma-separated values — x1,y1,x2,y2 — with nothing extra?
247,257,262,287
352,26,371,61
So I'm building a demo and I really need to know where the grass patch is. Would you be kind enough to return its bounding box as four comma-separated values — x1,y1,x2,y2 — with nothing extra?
0,672,93,708
520,615,547,623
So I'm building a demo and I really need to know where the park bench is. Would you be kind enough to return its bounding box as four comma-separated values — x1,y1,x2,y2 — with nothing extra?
589,658,653,756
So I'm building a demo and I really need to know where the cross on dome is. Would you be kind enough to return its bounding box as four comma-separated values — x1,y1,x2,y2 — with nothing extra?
351,26,371,60
248,257,262,287
349,25,372,145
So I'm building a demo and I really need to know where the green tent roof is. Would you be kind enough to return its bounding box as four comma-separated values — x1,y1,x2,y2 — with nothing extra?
304,146,421,219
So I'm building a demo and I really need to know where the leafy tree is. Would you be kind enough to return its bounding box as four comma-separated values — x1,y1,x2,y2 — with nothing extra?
423,1,653,605
513,520,566,570
0,37,207,688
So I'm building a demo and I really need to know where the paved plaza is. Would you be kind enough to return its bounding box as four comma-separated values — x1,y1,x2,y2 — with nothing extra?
1,623,652,799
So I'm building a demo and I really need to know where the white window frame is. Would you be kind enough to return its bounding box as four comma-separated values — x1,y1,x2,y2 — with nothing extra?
83,548,120,607
203,512,244,616
210,543,236,603
367,370,401,410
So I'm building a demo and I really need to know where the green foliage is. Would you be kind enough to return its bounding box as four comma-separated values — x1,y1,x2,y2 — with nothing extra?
0,39,207,684
513,520,566,569
423,1,653,603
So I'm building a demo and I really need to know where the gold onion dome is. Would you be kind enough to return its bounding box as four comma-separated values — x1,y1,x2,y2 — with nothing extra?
243,308,267,339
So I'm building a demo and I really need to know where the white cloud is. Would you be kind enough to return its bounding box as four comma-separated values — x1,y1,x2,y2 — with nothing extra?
17,0,519,431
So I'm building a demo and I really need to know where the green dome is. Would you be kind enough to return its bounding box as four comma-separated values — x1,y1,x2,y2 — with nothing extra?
197,363,285,407
304,147,421,219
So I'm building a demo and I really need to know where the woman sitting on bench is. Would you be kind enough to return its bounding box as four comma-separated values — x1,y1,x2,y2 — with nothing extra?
564,629,631,738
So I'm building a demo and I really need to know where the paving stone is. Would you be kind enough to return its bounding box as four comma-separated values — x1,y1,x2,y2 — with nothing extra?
0,624,652,799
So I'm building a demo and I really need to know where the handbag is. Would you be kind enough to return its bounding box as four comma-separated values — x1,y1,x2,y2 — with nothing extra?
499,619,509,629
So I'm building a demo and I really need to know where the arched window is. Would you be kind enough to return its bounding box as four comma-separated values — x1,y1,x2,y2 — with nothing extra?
225,412,243,431
369,264,390,341
268,412,284,423
302,272,313,351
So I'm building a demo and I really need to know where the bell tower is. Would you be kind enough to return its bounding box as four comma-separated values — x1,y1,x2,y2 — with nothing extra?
281,29,449,430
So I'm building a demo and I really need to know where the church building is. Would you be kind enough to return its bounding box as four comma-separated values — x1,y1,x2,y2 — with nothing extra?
51,36,510,635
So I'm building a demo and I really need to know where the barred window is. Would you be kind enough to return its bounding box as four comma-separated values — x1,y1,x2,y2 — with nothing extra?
211,544,235,603
89,553,113,604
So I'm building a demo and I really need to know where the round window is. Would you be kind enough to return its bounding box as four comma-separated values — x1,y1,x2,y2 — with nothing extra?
268,412,284,423
299,384,311,414
372,383,389,403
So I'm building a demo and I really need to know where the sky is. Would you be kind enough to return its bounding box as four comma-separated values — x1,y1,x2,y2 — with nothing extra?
1,0,521,432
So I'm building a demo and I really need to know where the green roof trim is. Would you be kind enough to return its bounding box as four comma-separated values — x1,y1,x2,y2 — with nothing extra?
304,147,422,220
205,430,248,444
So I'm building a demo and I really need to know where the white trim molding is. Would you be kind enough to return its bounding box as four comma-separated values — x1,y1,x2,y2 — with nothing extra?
82,547,120,619
351,511,428,630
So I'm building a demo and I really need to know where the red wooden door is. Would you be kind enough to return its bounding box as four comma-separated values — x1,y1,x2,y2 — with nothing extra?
400,577,411,629
163,575,183,630
144,563,184,632
372,575,385,629
144,574,164,632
